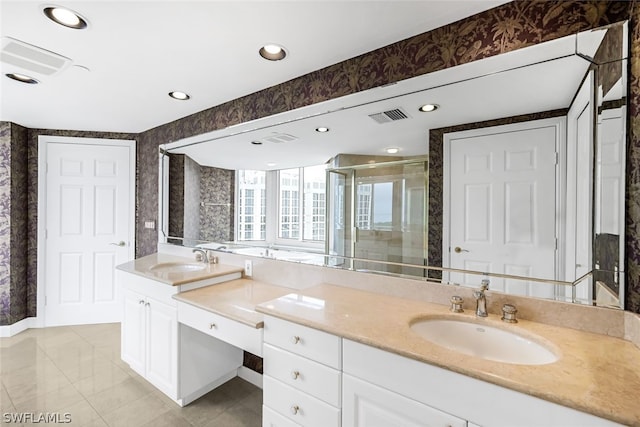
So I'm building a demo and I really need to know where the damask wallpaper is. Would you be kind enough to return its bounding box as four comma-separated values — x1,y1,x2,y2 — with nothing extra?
3,1,639,326
0,122,10,324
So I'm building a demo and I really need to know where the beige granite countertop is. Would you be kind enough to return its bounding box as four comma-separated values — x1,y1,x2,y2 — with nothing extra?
173,279,294,328
116,253,244,286
256,283,640,426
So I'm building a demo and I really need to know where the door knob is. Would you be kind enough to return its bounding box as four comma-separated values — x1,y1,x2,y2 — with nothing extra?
110,241,126,247
454,247,469,253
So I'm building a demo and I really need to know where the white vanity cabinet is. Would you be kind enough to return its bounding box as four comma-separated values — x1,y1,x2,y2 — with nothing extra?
120,270,244,406
122,281,179,398
262,316,342,427
342,339,621,427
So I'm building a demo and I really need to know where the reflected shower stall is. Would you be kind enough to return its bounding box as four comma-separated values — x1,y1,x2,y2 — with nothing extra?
327,155,428,277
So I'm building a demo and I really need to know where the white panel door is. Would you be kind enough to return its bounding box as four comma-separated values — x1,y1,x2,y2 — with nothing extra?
44,139,134,325
445,119,560,297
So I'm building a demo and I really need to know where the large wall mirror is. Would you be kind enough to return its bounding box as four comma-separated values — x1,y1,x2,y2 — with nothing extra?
160,22,628,309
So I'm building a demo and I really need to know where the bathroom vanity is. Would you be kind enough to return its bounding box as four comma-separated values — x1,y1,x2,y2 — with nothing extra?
256,284,640,427
118,252,640,425
116,253,291,406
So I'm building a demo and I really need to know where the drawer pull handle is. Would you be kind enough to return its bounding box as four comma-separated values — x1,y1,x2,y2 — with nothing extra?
291,335,301,344
291,370,300,380
209,323,217,329
290,405,300,415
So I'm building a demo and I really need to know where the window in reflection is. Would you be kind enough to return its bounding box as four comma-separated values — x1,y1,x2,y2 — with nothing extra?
237,170,266,241
278,165,326,242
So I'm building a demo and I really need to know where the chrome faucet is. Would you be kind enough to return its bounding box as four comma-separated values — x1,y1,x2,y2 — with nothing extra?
192,248,209,263
473,279,490,317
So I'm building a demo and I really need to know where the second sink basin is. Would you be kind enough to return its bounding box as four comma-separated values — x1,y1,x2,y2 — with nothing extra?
410,318,558,365
148,262,206,273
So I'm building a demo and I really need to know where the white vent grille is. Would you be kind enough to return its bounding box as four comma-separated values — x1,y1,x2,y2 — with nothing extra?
368,108,410,124
260,133,298,144
1,37,71,76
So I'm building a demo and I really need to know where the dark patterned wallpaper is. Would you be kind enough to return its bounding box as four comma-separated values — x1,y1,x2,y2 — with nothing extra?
626,1,640,312
0,122,10,324
168,154,185,238
10,123,27,324
199,166,234,243
3,1,639,324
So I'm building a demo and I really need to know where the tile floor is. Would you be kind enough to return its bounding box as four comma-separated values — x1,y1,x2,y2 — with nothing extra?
0,323,262,426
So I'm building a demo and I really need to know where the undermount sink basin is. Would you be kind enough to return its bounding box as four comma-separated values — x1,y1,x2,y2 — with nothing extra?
410,318,559,365
148,262,206,273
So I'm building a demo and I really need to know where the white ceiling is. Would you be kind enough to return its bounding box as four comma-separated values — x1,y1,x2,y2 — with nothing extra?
0,0,509,133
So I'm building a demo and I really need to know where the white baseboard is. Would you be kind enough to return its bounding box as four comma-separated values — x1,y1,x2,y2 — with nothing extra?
0,317,39,338
238,366,263,389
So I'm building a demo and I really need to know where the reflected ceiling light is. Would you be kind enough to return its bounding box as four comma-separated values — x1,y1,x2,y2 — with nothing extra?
169,91,190,100
5,73,39,84
43,6,88,29
259,44,287,61
385,147,399,154
419,104,439,112
315,127,329,133
266,162,277,167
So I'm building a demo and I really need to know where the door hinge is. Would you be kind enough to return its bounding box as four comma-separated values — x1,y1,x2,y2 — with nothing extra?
555,152,559,165
555,238,559,250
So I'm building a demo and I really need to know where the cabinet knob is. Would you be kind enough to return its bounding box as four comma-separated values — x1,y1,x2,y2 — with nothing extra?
138,300,145,305
291,370,300,380
291,335,301,344
145,302,150,307
209,323,217,329
290,405,300,415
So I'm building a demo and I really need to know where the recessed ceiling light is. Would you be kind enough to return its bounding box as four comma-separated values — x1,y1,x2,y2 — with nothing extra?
169,91,190,100
251,141,263,145
266,162,277,167
315,127,330,133
43,6,88,29
6,73,39,84
385,147,400,154
419,104,439,112
259,44,287,61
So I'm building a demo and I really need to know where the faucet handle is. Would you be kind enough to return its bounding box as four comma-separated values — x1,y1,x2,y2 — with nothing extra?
450,296,464,313
501,304,518,323
480,279,490,291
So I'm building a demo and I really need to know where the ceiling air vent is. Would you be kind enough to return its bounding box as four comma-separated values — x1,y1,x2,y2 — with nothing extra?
260,133,298,144
368,108,410,124
1,37,72,76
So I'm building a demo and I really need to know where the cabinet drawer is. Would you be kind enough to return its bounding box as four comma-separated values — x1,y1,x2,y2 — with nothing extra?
263,405,300,427
264,344,341,407
264,315,341,369
263,376,340,427
177,301,263,356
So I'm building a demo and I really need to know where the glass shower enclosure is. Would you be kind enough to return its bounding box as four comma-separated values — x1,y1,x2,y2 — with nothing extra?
326,157,428,276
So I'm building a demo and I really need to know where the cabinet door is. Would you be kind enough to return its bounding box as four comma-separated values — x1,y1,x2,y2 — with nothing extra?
343,374,467,427
122,289,146,375
145,296,178,398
